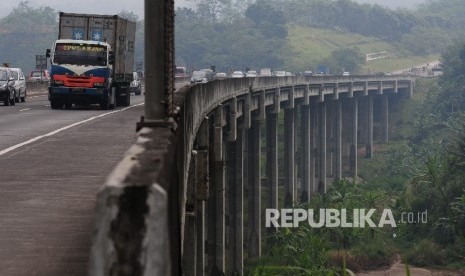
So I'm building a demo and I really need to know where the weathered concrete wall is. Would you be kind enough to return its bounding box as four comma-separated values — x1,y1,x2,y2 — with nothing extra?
26,81,48,95
88,126,179,276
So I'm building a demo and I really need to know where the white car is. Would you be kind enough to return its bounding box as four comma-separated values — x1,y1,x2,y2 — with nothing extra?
129,72,142,95
274,71,286,77
231,71,244,78
342,71,350,76
10,68,27,102
246,70,257,77
215,72,227,79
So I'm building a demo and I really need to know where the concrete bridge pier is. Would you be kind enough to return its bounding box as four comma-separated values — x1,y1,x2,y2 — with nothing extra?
350,97,358,179
284,107,295,207
365,95,374,158
318,100,327,194
382,94,389,144
226,123,245,275
334,99,342,180
294,104,300,201
183,146,197,276
300,103,311,202
266,103,279,210
247,113,262,260
327,101,333,178
207,106,226,274
188,120,209,276
310,102,318,194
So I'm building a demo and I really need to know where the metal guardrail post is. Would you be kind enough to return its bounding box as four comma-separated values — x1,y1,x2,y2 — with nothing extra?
145,0,174,119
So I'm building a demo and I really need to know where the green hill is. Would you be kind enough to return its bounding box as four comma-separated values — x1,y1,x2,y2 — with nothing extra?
283,24,440,73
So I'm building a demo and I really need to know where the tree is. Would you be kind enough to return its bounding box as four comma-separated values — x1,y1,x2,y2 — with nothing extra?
322,48,365,74
1,1,57,33
245,0,288,39
118,11,139,23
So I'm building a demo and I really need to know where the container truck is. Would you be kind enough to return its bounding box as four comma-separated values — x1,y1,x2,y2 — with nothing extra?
46,12,136,109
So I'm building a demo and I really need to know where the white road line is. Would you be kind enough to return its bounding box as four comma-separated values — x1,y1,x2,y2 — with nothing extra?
0,102,144,157
19,108,31,112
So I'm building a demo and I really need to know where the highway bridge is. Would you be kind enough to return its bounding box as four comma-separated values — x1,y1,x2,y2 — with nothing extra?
87,72,414,275
0,2,417,276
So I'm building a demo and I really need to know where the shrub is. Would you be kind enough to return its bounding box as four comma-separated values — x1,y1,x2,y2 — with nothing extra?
404,239,446,267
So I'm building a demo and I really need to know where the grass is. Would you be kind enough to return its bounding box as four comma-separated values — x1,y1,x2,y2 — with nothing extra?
284,25,441,73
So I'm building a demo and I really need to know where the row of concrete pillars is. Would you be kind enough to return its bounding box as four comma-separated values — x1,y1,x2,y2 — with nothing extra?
184,92,391,275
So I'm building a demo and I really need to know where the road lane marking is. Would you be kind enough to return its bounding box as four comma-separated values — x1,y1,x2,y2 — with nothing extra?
0,102,144,157
19,108,31,112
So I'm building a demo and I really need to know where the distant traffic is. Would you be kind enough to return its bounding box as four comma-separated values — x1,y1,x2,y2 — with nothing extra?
180,66,354,84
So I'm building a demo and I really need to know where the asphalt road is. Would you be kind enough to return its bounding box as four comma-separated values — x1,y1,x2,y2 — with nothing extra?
0,94,145,275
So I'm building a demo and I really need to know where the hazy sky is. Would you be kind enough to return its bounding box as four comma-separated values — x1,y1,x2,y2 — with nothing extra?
0,0,426,19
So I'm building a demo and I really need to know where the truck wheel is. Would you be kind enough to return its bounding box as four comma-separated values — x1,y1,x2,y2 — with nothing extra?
64,103,72,109
100,96,110,110
10,96,15,106
4,98,10,106
109,90,116,109
15,91,20,103
122,91,130,106
51,100,62,109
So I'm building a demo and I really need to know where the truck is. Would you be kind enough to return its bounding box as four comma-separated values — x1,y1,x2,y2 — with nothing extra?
259,68,271,77
46,12,136,109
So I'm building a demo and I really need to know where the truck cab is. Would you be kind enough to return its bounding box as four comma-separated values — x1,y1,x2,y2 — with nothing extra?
47,39,114,109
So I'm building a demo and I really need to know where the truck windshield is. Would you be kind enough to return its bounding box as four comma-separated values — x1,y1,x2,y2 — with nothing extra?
54,43,107,66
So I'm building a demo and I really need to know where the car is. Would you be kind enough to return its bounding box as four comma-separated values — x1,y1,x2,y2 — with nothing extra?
303,70,313,77
129,72,142,95
342,71,350,76
0,68,16,106
10,68,27,102
246,70,258,77
215,72,227,79
29,69,50,81
175,66,187,78
273,71,286,77
231,71,244,78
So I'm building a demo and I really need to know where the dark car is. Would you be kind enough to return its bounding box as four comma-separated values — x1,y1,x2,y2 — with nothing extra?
0,68,16,106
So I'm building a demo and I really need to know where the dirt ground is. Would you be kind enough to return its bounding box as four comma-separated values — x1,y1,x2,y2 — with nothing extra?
357,260,463,276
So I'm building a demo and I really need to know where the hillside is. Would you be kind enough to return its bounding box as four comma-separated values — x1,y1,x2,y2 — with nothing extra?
284,25,440,73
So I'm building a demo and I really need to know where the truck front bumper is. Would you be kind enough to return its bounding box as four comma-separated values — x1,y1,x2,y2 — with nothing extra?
49,87,108,104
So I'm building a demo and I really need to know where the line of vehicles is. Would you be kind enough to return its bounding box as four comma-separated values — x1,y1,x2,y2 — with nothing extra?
188,67,348,84
188,68,282,84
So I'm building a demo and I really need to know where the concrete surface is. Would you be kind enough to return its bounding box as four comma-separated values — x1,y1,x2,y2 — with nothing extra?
0,94,145,275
